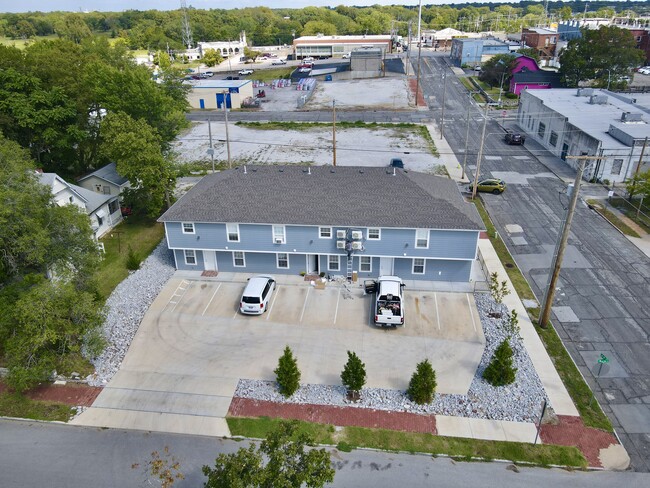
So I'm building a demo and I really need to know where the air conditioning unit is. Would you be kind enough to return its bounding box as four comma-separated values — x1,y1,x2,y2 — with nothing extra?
274,238,283,244
336,240,346,249
336,230,346,239
351,230,363,240
351,242,363,250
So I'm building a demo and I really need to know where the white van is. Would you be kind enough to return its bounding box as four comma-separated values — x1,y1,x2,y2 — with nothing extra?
239,275,276,315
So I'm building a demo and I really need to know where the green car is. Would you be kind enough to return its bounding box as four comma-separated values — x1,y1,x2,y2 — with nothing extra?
472,178,506,194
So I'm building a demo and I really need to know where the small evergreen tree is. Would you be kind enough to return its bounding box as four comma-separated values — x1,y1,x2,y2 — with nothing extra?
340,351,366,401
488,272,510,317
505,310,520,338
406,359,437,405
483,340,517,386
274,346,301,397
125,245,142,270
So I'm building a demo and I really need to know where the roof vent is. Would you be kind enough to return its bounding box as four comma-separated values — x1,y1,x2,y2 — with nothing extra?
279,168,284,172
308,167,311,175
330,169,335,173
252,168,257,172
243,165,247,174
577,88,594,97
589,95,608,105
621,112,643,123
359,169,364,174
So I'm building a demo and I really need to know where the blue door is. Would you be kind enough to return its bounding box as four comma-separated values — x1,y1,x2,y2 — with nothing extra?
216,93,232,109
199,99,205,109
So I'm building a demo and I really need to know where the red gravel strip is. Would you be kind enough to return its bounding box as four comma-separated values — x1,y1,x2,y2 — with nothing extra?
0,381,102,407
408,78,426,107
229,397,437,434
540,415,619,468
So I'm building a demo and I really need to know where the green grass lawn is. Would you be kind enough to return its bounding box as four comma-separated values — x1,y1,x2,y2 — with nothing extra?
587,200,641,237
227,417,587,468
0,392,74,422
94,216,164,299
0,35,58,49
251,67,294,82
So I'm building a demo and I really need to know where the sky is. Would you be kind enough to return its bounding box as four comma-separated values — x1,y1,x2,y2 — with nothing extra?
3,1,488,14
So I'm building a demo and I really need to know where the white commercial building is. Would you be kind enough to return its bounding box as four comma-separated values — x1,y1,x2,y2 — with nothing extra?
518,89,650,183
197,32,247,59
293,34,392,59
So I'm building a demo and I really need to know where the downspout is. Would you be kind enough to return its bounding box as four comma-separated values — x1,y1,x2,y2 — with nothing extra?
623,145,635,183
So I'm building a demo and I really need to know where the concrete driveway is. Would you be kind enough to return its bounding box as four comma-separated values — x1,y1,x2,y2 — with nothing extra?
74,273,484,437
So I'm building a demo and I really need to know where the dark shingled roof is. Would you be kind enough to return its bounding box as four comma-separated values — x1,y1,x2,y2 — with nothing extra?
512,70,563,86
159,165,484,231
77,162,129,186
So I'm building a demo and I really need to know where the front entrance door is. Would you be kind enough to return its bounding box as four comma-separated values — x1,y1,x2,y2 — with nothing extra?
379,257,393,276
307,254,318,274
561,143,569,161
203,250,218,271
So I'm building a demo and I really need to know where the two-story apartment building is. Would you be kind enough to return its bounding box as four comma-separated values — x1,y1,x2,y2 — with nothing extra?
158,166,484,282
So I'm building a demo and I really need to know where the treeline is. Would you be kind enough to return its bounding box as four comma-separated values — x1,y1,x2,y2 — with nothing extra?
1,1,649,50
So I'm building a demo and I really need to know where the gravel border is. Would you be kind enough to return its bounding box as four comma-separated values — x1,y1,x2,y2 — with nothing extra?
235,293,550,423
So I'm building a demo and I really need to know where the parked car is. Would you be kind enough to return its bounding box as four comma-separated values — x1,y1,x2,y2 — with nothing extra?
303,56,315,62
271,59,287,65
389,158,404,169
298,66,312,73
203,71,214,77
470,178,507,194
239,275,276,315
504,130,526,145
225,76,240,80
238,69,254,76
636,66,650,75
473,65,482,73
366,276,405,327
342,53,351,59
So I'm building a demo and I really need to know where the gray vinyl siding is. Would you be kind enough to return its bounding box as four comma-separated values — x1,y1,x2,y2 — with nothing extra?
165,222,478,260
216,251,304,275
174,249,204,270
394,258,471,282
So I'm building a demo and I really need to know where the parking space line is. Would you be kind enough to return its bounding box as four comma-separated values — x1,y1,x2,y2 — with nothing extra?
202,283,221,316
434,292,441,330
266,285,280,321
467,293,477,332
169,280,190,313
368,293,374,327
333,287,341,324
299,286,310,324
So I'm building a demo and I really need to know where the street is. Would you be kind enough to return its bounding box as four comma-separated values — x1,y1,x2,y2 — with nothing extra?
0,419,647,487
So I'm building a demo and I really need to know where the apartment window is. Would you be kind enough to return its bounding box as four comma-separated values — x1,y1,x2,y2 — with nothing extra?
538,122,546,139
184,249,196,265
226,223,239,242
233,251,245,267
549,131,558,147
182,222,195,234
102,186,111,195
69,196,74,203
415,229,429,248
319,227,332,238
97,215,103,226
108,200,119,214
359,256,372,272
273,225,286,244
413,258,425,275
611,159,624,175
328,255,340,271
277,253,289,269
367,228,381,240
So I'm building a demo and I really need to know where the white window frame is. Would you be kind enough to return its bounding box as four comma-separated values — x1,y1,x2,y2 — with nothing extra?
273,225,286,244
232,251,245,267
359,256,372,273
412,258,425,275
415,229,429,249
184,249,197,265
367,228,381,240
226,223,240,242
277,252,289,269
182,222,195,234
328,255,340,271
319,227,332,239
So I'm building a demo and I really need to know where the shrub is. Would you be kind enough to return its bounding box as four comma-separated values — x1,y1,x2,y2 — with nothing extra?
340,351,366,401
125,245,142,270
407,359,437,404
483,340,517,386
274,346,301,397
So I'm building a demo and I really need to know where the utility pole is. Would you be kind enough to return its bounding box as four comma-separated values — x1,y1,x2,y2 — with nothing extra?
634,136,648,176
440,70,447,139
462,92,475,180
471,103,490,199
207,117,215,172
539,156,591,328
332,99,337,166
406,20,412,76
223,93,232,169
415,0,423,107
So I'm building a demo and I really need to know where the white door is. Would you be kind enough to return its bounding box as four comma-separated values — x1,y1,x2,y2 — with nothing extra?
307,254,318,274
379,257,393,276
203,250,218,271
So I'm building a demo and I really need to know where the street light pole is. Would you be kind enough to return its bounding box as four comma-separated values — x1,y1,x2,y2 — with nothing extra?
472,103,490,199
332,99,337,167
223,93,232,169
462,91,475,180
415,0,423,107
539,156,588,328
440,70,447,139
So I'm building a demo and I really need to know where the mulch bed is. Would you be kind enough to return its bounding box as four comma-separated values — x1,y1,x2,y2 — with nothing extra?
0,381,102,407
539,415,619,468
408,78,426,107
229,397,437,434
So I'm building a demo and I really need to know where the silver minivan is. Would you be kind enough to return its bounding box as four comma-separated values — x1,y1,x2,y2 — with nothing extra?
239,275,276,315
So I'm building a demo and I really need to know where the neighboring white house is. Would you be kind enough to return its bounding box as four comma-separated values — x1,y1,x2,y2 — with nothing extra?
518,88,650,183
38,172,122,239
77,162,130,198
197,32,248,60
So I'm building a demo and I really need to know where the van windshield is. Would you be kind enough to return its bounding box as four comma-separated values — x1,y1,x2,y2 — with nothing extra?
242,296,261,304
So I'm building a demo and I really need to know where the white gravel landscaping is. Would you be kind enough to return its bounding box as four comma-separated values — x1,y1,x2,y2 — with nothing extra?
85,241,175,386
234,292,550,423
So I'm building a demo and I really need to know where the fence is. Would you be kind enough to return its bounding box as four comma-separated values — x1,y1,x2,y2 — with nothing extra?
609,194,650,231
296,79,317,109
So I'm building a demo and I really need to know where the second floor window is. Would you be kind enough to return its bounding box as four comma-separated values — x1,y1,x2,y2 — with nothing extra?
367,228,381,240
319,227,332,238
226,223,239,242
415,229,429,248
273,225,286,244
183,222,195,234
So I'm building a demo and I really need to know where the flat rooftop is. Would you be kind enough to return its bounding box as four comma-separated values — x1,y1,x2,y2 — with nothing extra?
190,80,252,89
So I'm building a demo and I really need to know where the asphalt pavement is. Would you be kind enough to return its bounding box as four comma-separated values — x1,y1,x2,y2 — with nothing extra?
1,419,648,488
415,51,650,471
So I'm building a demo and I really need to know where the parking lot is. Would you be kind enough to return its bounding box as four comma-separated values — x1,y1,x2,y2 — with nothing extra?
75,273,485,436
